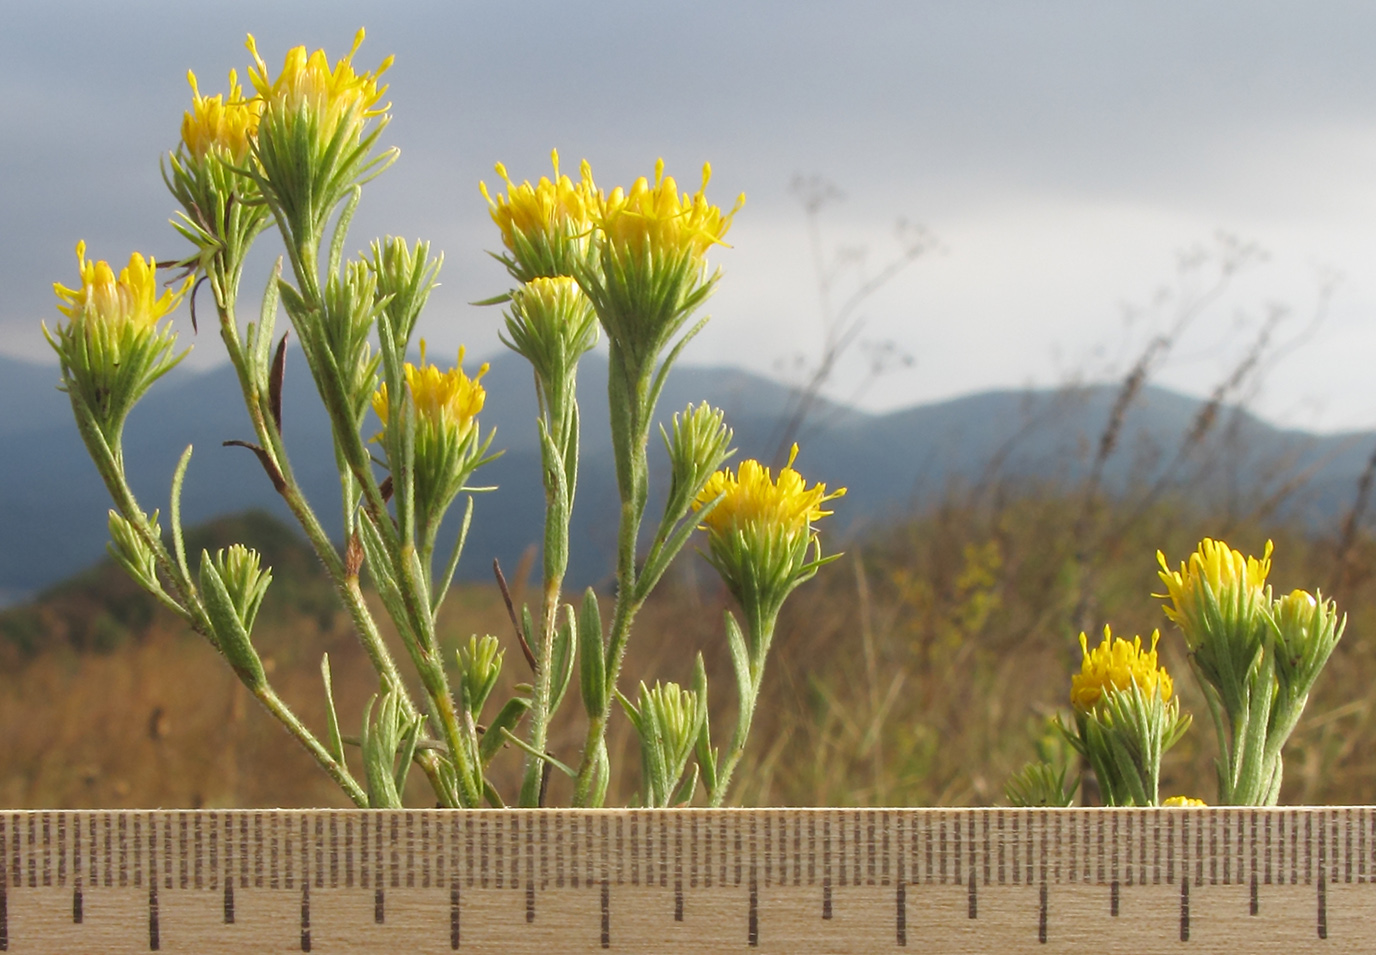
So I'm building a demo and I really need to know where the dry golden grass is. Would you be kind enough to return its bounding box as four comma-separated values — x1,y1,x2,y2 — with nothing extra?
4,487,1376,809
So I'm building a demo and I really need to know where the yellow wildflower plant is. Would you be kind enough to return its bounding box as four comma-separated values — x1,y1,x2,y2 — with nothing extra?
1157,537,1273,646
481,150,598,282
1063,624,1191,807
52,242,187,338
372,343,488,441
596,159,744,264
691,443,844,640
181,69,262,164
246,29,392,147
371,343,496,563
694,444,844,549
1162,796,1207,807
244,29,396,252
1070,627,1173,712
46,242,190,440
687,444,842,805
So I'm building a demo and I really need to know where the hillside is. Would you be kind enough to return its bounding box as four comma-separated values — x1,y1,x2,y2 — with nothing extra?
2,350,1372,605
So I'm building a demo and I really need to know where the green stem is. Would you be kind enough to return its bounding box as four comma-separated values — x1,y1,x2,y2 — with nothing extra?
573,353,651,805
255,685,368,807
69,399,202,629
710,610,777,808
215,271,456,805
520,379,579,806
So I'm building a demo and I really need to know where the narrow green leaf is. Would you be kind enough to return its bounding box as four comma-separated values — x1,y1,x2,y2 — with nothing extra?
578,588,606,718
548,603,577,718
498,726,576,777
480,697,532,766
169,445,194,588
321,653,346,767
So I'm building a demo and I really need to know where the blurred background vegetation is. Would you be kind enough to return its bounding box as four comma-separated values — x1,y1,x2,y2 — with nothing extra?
5,408,1375,809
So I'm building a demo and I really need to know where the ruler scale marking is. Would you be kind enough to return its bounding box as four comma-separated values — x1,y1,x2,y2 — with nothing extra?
449,879,459,950
7,809,1376,952
1318,811,1328,939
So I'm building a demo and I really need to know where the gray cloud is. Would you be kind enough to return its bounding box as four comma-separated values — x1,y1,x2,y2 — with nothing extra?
6,0,1376,428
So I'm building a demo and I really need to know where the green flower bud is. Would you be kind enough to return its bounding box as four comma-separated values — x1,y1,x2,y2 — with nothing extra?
621,680,705,808
1272,589,1344,698
198,548,269,690
107,509,161,595
664,403,734,517
367,236,441,356
502,276,598,387
458,635,503,718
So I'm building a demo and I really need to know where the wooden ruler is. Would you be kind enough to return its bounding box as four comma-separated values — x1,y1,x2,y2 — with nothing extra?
2,808,1372,953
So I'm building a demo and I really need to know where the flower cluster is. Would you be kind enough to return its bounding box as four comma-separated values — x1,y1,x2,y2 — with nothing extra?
372,344,488,443
696,450,840,535
594,159,743,265
52,29,847,814
1070,628,1173,712
180,69,262,164
46,242,190,439
1156,537,1342,805
481,151,597,282
1063,625,1190,808
1024,535,1344,809
246,29,392,149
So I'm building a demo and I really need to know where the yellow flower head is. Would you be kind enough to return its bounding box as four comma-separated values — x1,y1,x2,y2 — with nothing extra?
372,343,488,437
1162,796,1207,807
181,68,263,163
480,150,597,259
1156,538,1272,632
245,28,392,145
595,159,745,263
692,444,844,544
53,242,188,339
1070,626,1174,712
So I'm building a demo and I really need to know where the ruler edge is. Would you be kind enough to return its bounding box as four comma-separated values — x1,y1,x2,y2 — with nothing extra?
1,806,1369,891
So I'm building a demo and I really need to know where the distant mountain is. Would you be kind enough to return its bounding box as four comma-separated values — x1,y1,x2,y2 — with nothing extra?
2,349,1372,605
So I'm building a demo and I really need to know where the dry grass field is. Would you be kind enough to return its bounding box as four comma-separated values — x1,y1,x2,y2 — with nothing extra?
5,473,1376,811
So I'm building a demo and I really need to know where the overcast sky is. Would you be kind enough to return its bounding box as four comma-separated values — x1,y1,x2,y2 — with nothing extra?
6,1,1376,431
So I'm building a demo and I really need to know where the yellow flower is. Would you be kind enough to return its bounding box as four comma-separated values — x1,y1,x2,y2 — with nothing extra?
372,343,488,438
181,68,262,163
480,150,597,260
46,242,190,433
52,242,188,341
1156,538,1272,633
693,444,844,544
245,28,392,145
595,158,745,263
1162,796,1207,807
1070,626,1174,712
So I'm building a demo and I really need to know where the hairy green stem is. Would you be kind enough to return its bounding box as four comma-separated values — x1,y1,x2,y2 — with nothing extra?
710,609,777,807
